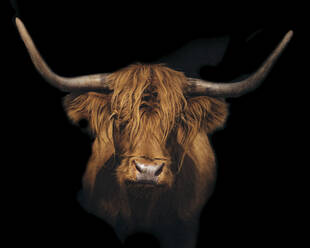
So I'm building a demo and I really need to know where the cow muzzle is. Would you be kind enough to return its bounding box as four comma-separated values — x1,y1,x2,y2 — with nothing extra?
133,159,164,184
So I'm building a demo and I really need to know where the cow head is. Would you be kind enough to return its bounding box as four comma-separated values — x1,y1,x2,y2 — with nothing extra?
62,64,228,191
15,17,293,202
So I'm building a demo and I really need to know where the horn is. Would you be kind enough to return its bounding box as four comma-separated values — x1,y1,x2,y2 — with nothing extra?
188,30,293,97
15,17,111,92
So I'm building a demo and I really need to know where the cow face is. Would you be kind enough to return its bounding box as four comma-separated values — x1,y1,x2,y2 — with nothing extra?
64,64,228,191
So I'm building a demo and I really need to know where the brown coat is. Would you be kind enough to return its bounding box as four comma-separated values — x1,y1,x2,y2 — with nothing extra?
64,64,228,247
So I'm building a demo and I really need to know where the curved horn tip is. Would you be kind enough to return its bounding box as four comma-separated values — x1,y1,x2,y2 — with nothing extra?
285,30,294,41
15,17,23,27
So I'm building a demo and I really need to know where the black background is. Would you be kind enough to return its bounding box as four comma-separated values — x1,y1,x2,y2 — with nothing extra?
5,1,304,247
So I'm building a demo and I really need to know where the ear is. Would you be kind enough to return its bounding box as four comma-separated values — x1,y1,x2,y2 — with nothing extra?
185,96,228,134
63,92,112,135
63,93,91,125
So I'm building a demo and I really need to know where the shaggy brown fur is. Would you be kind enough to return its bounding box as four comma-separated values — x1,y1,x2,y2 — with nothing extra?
63,64,228,247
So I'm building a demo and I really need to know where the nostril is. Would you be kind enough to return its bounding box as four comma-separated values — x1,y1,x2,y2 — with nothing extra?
133,160,143,173
155,163,164,176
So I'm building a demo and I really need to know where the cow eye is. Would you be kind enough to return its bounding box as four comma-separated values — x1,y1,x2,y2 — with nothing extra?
119,121,128,132
142,95,151,102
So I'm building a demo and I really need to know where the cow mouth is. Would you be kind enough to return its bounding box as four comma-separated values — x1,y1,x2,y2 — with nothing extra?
125,180,164,188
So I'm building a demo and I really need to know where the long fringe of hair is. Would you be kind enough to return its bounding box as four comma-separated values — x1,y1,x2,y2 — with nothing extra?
109,64,187,146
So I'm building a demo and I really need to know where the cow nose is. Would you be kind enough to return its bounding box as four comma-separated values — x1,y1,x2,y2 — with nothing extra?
133,160,164,183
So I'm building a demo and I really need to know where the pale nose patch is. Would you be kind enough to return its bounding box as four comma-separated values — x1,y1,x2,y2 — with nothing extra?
134,160,164,182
